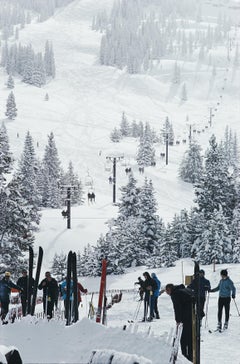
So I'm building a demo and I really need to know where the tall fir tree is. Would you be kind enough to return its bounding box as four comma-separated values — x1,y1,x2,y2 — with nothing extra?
5,91,17,119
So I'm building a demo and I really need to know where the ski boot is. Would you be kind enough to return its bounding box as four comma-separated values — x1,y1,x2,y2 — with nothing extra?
217,321,222,332
223,321,228,330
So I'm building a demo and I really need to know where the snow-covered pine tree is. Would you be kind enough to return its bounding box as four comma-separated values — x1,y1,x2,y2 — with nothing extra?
5,91,17,119
61,161,84,205
41,132,62,208
136,123,155,167
110,127,121,142
169,209,191,258
51,252,67,281
179,140,203,183
118,173,141,219
138,178,163,255
120,112,130,137
195,208,232,264
7,74,14,89
194,134,237,223
44,40,56,78
0,122,13,176
15,131,41,226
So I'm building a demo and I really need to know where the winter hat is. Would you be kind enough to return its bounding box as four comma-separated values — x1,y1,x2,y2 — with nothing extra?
199,269,205,275
220,269,228,277
5,272,11,277
22,269,27,273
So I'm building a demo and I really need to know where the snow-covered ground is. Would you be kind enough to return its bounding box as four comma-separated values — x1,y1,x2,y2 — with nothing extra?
1,259,240,363
0,0,240,362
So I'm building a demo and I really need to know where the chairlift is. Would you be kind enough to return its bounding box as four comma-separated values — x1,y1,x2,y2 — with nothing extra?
85,173,93,187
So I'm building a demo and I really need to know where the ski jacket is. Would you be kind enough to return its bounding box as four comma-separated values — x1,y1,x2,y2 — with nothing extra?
0,278,21,302
151,273,161,297
211,277,236,298
17,276,35,298
188,276,211,298
143,276,157,299
38,277,59,300
77,282,87,303
60,280,73,301
170,284,193,324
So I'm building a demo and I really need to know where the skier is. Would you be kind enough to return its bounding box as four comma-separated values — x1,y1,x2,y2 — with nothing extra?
77,281,88,307
210,269,236,331
38,272,59,319
142,272,157,322
0,272,22,324
134,276,144,301
17,269,35,316
166,283,193,362
187,269,211,320
151,273,161,319
60,277,73,319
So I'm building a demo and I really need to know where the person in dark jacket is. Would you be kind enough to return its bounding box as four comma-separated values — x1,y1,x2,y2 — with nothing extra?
210,269,236,330
134,276,145,301
0,272,22,323
151,273,161,319
142,272,157,322
166,283,193,362
38,271,59,319
188,269,211,320
17,269,35,316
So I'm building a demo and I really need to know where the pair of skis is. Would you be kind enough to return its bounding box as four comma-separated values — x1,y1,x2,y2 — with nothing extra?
96,259,107,325
27,246,43,316
65,251,78,326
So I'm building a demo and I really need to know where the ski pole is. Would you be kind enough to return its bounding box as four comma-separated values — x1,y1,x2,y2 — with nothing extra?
204,292,210,329
233,298,240,316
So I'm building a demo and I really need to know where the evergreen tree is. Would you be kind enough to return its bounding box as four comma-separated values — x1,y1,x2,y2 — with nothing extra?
118,173,141,219
5,91,17,119
51,252,67,280
179,140,203,183
16,131,41,226
110,127,121,142
61,161,84,205
120,112,130,137
41,132,61,208
194,135,237,223
7,74,14,89
136,123,155,167
181,83,187,101
0,122,13,176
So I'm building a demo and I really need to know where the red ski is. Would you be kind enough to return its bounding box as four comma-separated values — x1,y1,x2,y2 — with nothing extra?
96,259,107,324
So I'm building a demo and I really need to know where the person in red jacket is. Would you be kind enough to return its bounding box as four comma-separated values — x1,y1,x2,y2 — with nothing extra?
77,282,87,307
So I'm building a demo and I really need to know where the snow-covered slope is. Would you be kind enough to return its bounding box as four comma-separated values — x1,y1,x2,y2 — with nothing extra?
1,0,239,241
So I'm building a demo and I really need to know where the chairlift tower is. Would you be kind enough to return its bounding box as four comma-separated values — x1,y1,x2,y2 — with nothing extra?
106,154,124,203
60,184,78,229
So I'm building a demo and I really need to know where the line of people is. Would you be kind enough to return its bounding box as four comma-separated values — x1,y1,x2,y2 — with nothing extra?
0,270,88,323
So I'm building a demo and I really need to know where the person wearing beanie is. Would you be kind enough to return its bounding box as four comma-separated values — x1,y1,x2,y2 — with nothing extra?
17,269,35,316
188,269,211,320
0,272,22,323
210,269,236,331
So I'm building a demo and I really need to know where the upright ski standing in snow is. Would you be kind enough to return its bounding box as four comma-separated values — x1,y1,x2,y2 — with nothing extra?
65,250,79,326
96,259,107,325
27,246,34,315
30,246,43,316
192,261,201,364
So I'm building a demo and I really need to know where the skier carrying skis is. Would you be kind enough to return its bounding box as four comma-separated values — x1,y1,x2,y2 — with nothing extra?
210,269,236,331
17,269,35,316
142,272,157,322
151,273,161,319
188,269,211,320
166,283,193,362
38,272,59,319
0,272,23,324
